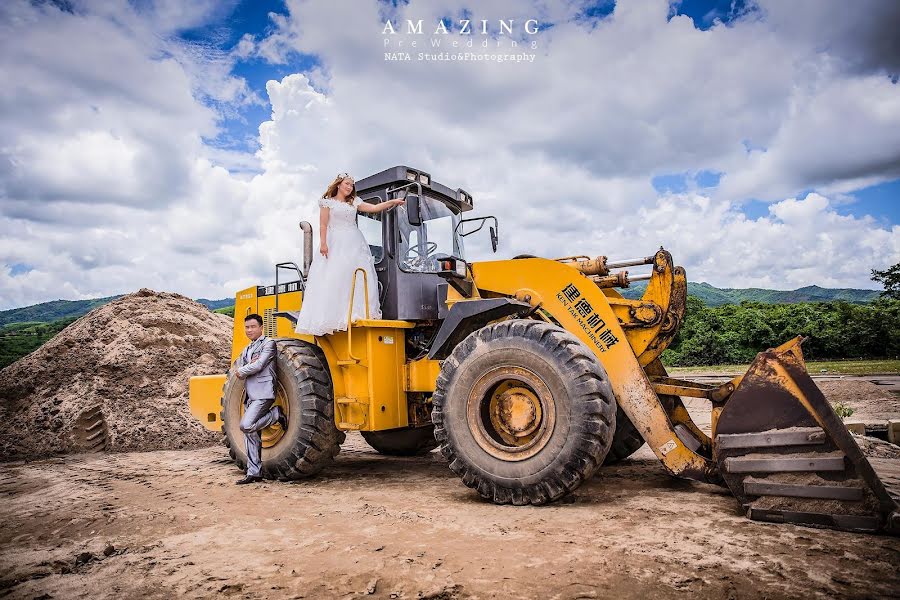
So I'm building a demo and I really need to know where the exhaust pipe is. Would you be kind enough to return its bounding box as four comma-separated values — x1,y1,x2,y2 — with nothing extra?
300,221,313,275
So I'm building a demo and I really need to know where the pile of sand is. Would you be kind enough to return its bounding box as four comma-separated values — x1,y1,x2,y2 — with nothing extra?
0,289,231,460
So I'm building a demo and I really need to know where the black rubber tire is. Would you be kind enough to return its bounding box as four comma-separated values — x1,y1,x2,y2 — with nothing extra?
432,319,616,505
361,425,439,456
221,339,345,479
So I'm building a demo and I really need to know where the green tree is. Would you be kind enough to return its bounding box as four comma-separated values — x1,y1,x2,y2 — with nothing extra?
871,262,900,300
661,296,900,366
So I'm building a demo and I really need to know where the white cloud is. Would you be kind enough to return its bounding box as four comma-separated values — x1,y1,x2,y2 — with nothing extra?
235,0,899,284
1,0,900,310
606,192,900,289
0,0,259,307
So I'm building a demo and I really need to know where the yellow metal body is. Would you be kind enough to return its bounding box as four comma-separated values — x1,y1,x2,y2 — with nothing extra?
189,248,843,485
190,277,443,433
185,242,898,530
189,374,227,430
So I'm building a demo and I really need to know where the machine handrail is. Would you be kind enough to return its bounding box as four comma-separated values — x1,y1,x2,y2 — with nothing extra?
274,262,304,312
344,268,371,363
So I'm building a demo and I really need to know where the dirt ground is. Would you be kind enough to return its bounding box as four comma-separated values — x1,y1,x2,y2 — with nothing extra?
3,293,898,598
2,432,900,599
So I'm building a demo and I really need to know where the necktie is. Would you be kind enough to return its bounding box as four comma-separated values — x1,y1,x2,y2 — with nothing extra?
245,339,259,364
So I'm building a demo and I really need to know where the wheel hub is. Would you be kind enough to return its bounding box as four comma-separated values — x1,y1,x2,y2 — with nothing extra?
491,386,541,438
466,366,555,461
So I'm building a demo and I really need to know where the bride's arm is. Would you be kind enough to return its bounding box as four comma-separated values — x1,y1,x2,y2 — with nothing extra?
357,198,405,213
319,206,330,258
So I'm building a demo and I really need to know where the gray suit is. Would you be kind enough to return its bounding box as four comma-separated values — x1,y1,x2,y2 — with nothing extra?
234,336,283,477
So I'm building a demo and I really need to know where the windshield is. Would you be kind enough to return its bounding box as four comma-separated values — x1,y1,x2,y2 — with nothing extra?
357,212,384,263
397,197,465,273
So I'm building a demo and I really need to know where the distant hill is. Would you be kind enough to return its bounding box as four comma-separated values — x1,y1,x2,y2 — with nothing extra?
196,298,234,310
0,293,233,369
620,282,882,305
0,296,122,327
214,306,235,317
0,318,79,369
0,295,233,327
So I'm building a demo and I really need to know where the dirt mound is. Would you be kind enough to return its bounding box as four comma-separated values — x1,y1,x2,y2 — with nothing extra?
0,289,231,460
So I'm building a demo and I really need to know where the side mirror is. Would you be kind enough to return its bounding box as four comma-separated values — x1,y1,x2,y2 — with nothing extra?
406,194,422,227
490,226,498,253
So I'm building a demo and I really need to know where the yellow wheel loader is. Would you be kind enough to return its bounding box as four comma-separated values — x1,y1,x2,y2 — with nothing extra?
189,165,899,534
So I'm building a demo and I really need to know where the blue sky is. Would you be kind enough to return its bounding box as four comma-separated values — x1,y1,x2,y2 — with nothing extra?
183,0,899,227
2,0,899,308
177,0,294,153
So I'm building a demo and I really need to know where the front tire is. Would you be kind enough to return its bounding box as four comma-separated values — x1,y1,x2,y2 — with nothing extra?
432,319,616,505
221,340,345,479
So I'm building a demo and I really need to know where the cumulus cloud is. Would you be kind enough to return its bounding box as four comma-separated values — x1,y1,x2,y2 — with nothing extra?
1,0,899,309
756,0,900,79
0,0,261,308
601,192,900,289
239,0,899,285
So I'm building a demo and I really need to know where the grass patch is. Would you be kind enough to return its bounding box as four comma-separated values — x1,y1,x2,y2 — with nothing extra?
831,401,855,418
669,358,900,376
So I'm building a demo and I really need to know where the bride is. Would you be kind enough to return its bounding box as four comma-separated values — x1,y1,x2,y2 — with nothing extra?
293,172,405,336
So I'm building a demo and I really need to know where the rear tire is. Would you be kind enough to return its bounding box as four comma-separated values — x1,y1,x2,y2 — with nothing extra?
432,319,616,505
361,425,439,456
221,340,345,479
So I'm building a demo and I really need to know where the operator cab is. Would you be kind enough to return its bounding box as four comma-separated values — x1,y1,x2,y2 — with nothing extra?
354,166,478,322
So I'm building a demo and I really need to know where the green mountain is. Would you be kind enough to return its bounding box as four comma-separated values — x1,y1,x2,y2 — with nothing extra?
0,295,233,327
196,298,235,310
1,280,883,328
0,296,122,327
0,294,233,370
620,282,882,306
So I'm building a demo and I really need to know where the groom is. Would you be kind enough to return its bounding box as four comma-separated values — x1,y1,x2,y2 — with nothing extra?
234,313,286,484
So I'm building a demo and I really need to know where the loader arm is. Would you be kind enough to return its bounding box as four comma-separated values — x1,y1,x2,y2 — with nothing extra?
554,249,687,367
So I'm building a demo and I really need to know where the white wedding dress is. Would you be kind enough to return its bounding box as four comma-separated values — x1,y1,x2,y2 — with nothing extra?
293,196,382,336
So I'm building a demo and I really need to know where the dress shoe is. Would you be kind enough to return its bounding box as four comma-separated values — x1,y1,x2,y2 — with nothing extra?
235,475,262,485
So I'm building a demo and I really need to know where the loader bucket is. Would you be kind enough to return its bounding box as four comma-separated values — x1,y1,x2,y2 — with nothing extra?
713,337,899,534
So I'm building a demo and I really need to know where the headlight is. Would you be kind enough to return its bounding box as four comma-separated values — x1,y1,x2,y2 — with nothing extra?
455,260,467,277
456,188,473,207
419,173,429,185
406,170,417,181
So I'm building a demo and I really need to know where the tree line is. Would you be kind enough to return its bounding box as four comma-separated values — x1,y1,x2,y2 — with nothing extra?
662,297,900,366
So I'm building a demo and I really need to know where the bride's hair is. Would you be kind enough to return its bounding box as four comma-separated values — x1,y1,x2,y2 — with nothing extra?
322,173,357,203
